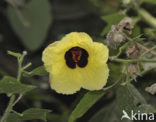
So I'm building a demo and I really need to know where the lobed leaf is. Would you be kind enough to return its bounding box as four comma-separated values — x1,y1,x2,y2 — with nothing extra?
0,76,36,95
23,66,48,77
7,108,51,122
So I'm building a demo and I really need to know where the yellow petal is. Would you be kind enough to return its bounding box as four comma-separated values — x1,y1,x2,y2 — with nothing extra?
76,41,109,90
42,32,94,73
81,64,109,90
42,32,109,94
42,41,60,72
49,65,82,94
60,32,93,44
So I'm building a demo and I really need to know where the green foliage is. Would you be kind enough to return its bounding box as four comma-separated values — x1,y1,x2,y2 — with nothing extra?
23,66,48,77
117,83,156,116
101,12,126,36
0,0,156,122
0,51,50,122
7,108,51,121
68,91,107,122
89,102,119,122
131,25,141,37
47,112,69,122
108,63,124,83
7,0,52,51
0,76,35,95
68,80,120,122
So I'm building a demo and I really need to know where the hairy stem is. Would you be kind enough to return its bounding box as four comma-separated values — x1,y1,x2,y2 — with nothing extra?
109,58,156,63
137,8,156,29
12,94,23,107
17,51,26,82
0,52,27,122
140,45,156,57
17,59,22,82
114,35,143,58
122,66,156,85
1,95,15,122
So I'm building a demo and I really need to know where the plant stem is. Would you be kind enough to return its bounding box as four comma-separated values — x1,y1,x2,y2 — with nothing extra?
17,51,27,82
12,94,23,107
113,35,143,58
11,110,23,117
1,95,15,122
103,79,121,91
132,0,156,29
17,60,22,82
0,51,27,122
22,63,32,70
109,58,156,63
140,45,156,57
122,66,156,85
137,8,156,29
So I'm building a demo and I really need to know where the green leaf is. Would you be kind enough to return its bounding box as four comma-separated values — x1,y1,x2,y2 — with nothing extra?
131,25,141,37
89,101,133,122
117,83,156,116
7,0,52,51
21,108,51,121
89,100,133,122
108,63,124,84
7,113,21,122
117,84,137,116
7,108,51,122
101,12,126,36
89,102,118,122
127,83,146,104
23,66,48,77
0,76,36,94
68,90,107,122
47,112,69,122
68,79,121,122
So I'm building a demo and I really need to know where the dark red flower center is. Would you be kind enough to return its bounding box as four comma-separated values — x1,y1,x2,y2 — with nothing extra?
65,46,89,69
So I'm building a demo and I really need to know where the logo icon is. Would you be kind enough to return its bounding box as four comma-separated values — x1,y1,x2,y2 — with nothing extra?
121,110,131,120
121,110,155,120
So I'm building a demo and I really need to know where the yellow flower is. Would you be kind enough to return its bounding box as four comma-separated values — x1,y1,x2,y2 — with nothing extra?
42,32,109,94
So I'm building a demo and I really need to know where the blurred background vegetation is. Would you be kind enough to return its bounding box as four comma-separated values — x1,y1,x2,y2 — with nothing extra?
0,0,156,122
